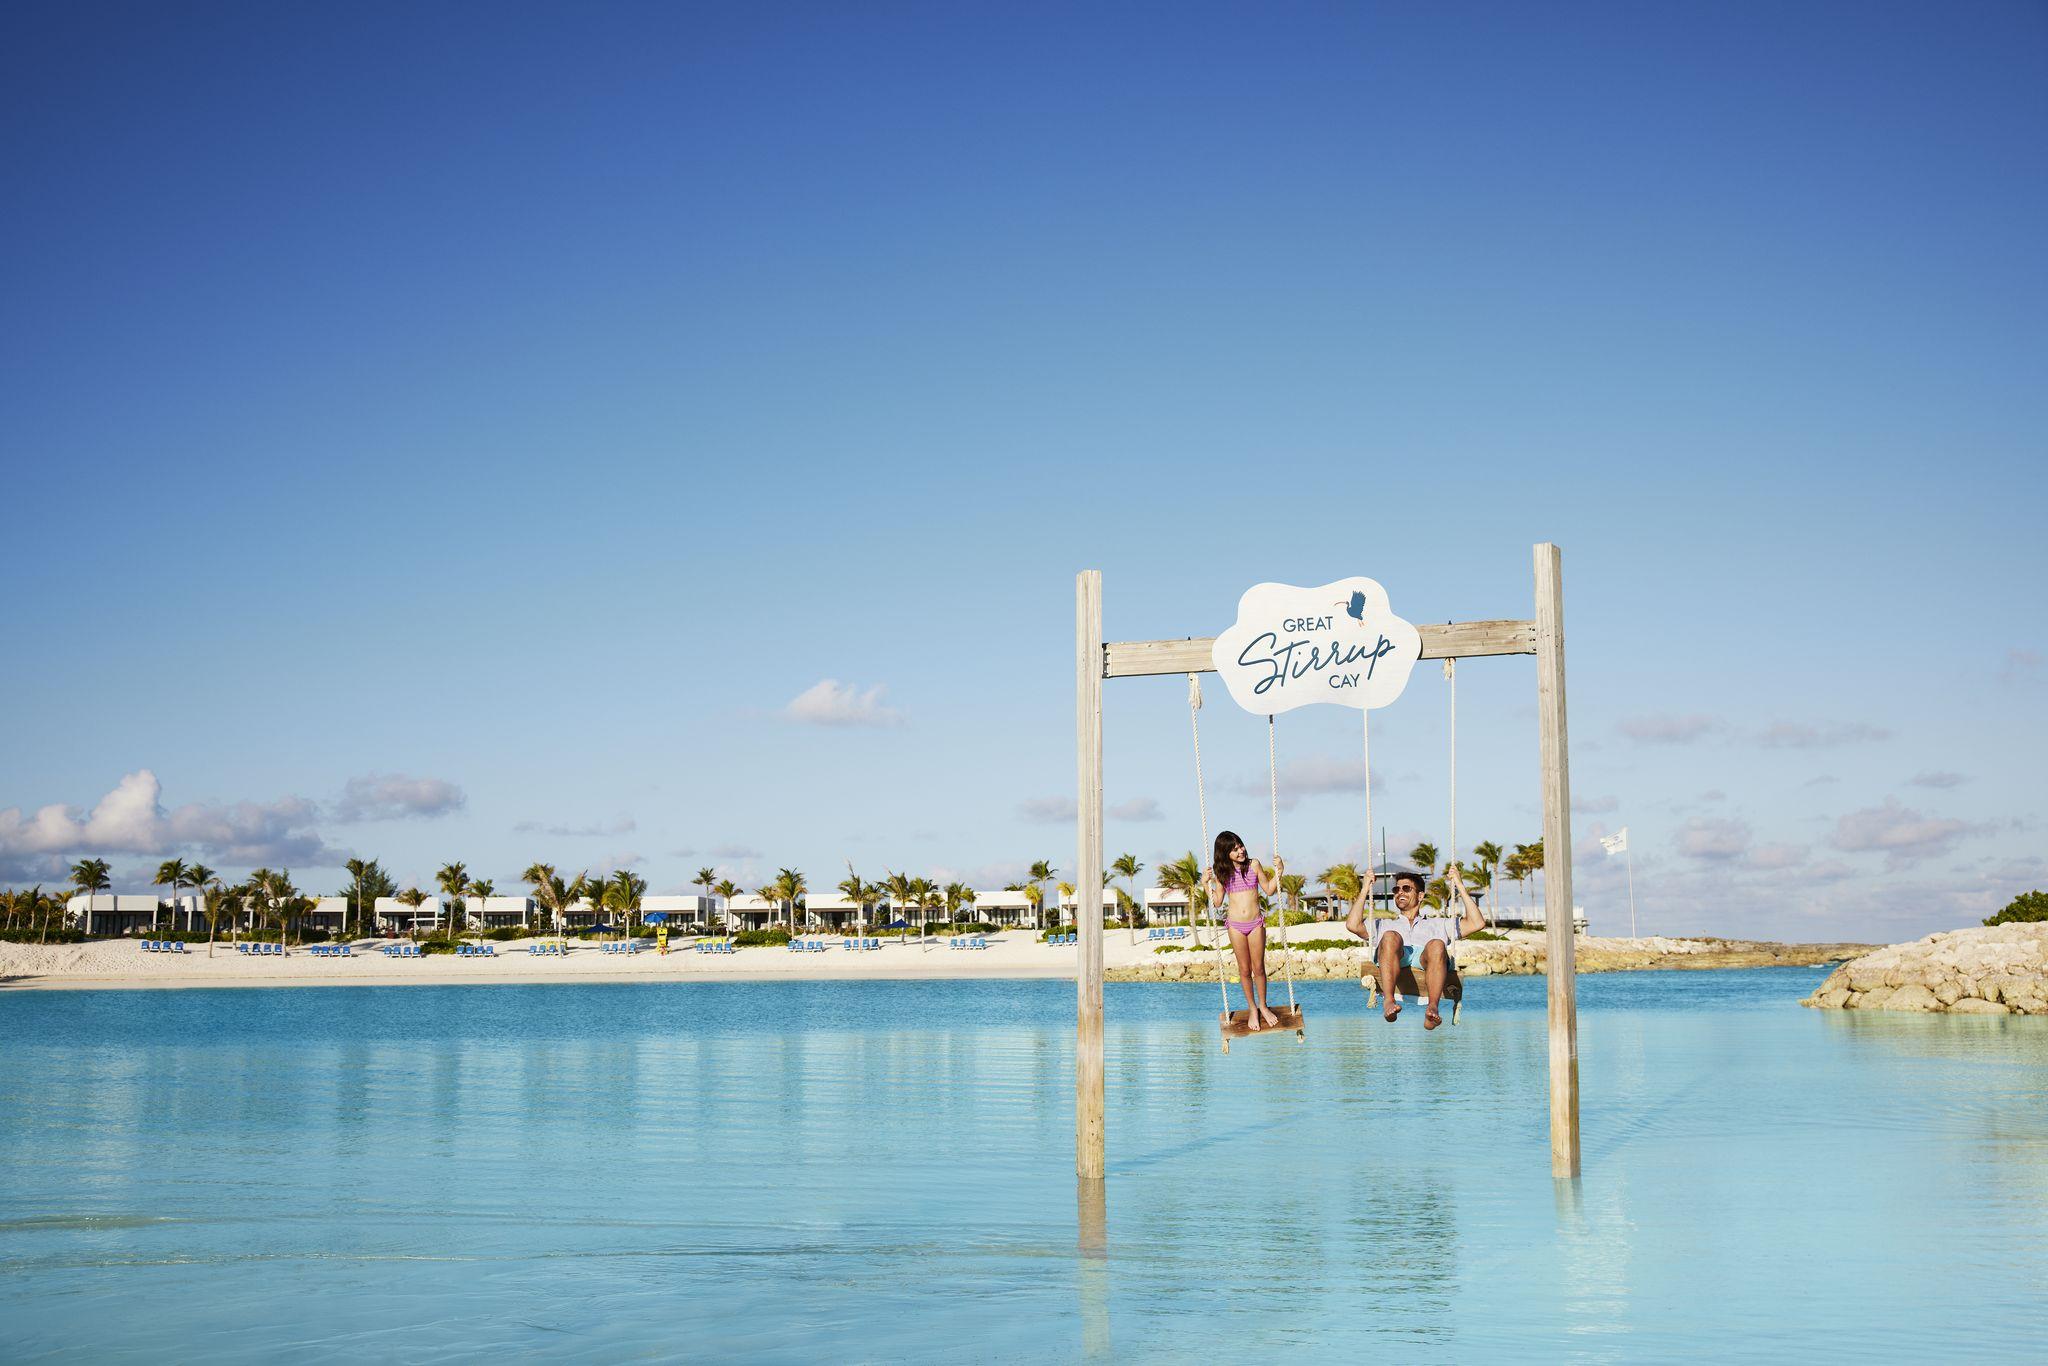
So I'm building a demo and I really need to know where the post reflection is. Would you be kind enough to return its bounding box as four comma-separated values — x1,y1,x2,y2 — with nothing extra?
1077,1176,1110,1360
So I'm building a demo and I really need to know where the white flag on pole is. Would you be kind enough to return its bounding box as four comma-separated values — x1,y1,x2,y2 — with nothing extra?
1600,828,1629,856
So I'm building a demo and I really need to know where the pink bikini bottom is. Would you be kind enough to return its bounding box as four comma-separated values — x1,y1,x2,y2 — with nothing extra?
1226,918,1262,936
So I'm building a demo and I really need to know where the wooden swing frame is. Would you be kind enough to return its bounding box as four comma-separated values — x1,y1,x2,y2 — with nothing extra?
1075,544,1580,1180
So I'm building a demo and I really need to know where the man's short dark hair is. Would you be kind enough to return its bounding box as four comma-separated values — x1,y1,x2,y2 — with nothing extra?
1393,871,1426,895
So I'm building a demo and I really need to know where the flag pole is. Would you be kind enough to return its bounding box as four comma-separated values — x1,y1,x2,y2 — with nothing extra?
1625,841,1638,939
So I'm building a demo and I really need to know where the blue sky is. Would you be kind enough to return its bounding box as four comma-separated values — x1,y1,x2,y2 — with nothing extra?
3,1,2043,941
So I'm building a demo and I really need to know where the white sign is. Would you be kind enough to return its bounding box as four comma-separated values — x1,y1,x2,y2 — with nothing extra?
1210,578,1422,716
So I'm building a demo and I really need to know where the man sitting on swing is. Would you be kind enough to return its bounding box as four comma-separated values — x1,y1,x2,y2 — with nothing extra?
1346,864,1485,1030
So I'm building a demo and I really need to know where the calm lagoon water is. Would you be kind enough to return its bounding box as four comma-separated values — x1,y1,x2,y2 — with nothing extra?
2,969,2045,1361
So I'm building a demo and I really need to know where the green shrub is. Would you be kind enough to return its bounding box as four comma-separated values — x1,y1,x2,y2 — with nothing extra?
1465,929,1506,941
0,927,88,944
1985,890,2048,926
733,927,793,947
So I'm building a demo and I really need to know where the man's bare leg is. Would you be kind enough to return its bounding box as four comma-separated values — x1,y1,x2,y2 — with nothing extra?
1377,932,1404,1021
1422,940,1447,1030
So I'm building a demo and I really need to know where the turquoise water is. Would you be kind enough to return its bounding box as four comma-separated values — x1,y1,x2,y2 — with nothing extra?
2,970,2045,1361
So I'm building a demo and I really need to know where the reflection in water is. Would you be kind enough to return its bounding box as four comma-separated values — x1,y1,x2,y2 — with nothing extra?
0,973,2044,1359
1077,1177,1109,1360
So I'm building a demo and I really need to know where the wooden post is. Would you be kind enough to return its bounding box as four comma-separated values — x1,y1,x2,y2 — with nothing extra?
1534,543,1581,1178
1075,570,1106,1180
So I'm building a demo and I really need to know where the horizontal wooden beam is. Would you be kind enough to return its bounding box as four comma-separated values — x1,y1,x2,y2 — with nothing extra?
1102,619,1535,679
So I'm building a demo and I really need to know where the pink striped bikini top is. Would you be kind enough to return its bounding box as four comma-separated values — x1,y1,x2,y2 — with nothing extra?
1221,864,1259,894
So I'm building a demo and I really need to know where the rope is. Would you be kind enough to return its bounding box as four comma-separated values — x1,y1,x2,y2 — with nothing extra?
1445,656,1458,871
1188,674,1230,1015
1269,713,1294,1011
1362,707,1374,947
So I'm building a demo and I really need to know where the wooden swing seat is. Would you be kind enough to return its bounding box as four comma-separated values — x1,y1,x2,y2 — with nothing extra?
1363,960,1464,1024
1219,1005,1305,1051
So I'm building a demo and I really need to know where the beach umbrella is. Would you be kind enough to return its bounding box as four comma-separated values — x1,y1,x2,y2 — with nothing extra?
643,912,667,925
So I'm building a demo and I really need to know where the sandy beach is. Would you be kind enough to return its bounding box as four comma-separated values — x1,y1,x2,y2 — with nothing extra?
0,932,1132,990
0,929,1868,991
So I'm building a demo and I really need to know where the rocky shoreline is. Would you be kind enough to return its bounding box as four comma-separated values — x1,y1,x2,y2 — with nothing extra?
1106,931,1871,983
1801,923,2048,1015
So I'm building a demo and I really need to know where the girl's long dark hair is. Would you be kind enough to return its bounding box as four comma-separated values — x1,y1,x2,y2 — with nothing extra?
1213,830,1247,890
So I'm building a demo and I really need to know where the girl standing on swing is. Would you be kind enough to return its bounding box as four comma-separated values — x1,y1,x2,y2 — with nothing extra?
1204,830,1285,1030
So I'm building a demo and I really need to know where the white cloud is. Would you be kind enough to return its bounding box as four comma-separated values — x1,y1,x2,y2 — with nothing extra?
1675,816,1752,861
1829,798,1976,870
1109,797,1163,823
1754,721,1891,749
1018,797,1077,825
331,774,466,822
514,816,637,837
0,770,336,878
1751,842,1810,870
708,843,762,860
1619,713,1719,744
1906,771,1970,790
785,679,904,728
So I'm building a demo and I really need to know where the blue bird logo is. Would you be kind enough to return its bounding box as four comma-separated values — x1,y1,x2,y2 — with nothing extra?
1334,589,1368,625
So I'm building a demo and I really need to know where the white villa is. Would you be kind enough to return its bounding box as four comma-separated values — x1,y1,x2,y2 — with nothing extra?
65,894,165,936
374,894,446,934
466,895,536,929
641,894,716,930
725,894,783,932
801,893,865,933
1143,887,1191,926
974,889,1037,929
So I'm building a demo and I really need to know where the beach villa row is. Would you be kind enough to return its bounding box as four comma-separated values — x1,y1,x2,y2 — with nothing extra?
64,875,1583,936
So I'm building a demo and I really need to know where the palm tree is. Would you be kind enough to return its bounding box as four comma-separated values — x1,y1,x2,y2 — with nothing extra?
69,858,111,936
242,870,276,942
909,877,938,938
568,871,600,934
435,863,468,940
882,870,913,936
1320,862,1363,924
839,865,873,937
342,858,394,938
1017,882,1045,933
1409,842,1439,880
521,862,560,934
943,881,974,929
203,879,237,954
1111,853,1143,942
262,869,305,945
397,887,428,940
1027,859,1057,929
193,873,225,955
1473,840,1504,893
1279,872,1306,924
468,877,496,937
605,870,647,942
695,866,718,931
712,878,739,935
1055,881,1075,933
153,858,189,935
1155,853,1205,944
771,867,806,935
183,863,216,935
752,883,779,936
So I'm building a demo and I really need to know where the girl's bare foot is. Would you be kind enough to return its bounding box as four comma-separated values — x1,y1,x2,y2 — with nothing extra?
1246,1009,1262,1032
1258,1004,1280,1028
